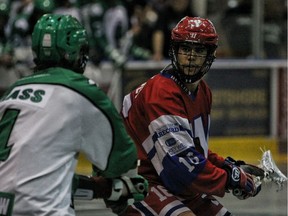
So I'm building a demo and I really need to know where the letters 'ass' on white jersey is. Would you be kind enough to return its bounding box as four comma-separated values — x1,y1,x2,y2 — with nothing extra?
0,68,137,215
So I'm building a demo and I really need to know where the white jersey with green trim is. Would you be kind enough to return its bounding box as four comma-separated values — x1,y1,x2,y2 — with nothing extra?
0,68,137,215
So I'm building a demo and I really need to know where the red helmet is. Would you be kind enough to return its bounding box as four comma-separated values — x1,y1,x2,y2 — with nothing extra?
169,16,218,83
171,16,218,46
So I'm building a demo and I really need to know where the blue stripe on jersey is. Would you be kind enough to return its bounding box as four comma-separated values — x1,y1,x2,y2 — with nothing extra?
147,145,157,160
166,203,187,216
152,132,158,143
134,202,155,216
178,124,193,137
159,147,206,194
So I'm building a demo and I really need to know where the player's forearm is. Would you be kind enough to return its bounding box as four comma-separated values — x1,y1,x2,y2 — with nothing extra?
156,149,227,197
185,163,228,197
207,149,225,167
74,174,148,203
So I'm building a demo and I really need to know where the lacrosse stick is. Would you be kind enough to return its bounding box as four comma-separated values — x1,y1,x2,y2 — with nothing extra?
233,149,287,197
243,149,287,187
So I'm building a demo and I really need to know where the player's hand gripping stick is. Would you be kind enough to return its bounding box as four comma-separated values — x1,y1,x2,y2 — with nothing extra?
223,161,261,199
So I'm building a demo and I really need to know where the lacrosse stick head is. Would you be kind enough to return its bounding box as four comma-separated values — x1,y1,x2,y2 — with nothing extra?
259,150,287,190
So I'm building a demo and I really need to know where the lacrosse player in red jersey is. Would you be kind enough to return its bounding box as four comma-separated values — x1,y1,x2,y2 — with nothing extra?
121,16,261,216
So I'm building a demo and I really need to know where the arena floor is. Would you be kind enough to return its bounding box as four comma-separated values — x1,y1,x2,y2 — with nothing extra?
75,164,287,216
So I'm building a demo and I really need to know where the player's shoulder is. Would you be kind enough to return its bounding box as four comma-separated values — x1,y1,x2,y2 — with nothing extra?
145,73,179,94
199,79,212,94
14,67,83,85
199,79,209,88
132,73,180,108
54,69,111,105
15,68,90,90
16,67,108,102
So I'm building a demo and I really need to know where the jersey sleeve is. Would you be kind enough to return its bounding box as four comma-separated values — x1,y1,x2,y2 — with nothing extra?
146,111,227,197
208,150,225,168
33,69,139,178
79,81,138,178
141,86,227,197
4,69,138,178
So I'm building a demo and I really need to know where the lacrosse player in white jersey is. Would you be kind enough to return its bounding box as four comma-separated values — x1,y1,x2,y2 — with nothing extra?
0,14,148,216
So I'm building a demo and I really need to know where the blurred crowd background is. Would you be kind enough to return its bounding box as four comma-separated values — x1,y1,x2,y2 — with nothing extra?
0,0,286,78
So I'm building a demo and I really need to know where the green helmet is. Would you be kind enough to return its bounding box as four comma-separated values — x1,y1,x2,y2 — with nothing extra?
32,14,89,73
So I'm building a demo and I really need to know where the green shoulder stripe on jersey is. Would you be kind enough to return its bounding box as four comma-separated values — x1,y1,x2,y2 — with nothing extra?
1,68,137,178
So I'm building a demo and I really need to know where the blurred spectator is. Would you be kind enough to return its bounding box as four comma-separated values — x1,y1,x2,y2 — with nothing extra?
3,0,32,64
205,0,233,58
263,0,287,58
0,0,36,87
53,0,81,22
3,0,55,77
28,0,56,34
150,0,197,60
221,0,253,58
221,0,287,59
0,0,12,68
124,0,197,61
122,0,155,60
78,0,129,68
0,0,13,96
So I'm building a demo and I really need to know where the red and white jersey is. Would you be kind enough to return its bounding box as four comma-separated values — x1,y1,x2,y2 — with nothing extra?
122,70,227,198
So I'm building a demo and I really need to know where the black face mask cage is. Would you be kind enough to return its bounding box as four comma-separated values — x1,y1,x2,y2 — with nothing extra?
169,41,217,83
75,45,89,74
